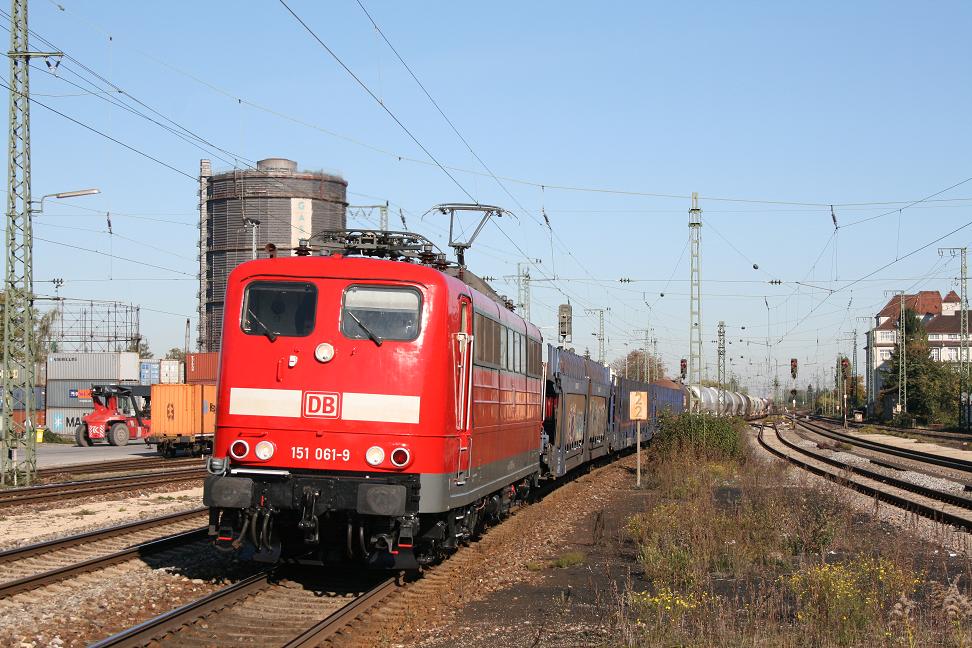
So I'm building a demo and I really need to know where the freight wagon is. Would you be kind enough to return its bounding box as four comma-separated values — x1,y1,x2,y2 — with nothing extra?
145,383,216,457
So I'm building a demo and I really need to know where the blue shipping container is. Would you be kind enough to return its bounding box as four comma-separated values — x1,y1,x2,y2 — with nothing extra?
0,386,45,411
140,360,161,386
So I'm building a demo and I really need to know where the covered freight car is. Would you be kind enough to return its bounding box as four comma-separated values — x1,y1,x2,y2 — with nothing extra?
543,345,615,478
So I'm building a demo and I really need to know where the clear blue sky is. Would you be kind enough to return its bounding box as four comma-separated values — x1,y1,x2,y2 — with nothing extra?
20,1,972,396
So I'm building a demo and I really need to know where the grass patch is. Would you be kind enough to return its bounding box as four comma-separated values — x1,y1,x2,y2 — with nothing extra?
76,509,96,516
551,551,585,568
611,412,972,646
525,551,586,571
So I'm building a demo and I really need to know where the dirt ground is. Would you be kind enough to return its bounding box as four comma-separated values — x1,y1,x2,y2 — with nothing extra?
402,427,972,648
409,459,649,648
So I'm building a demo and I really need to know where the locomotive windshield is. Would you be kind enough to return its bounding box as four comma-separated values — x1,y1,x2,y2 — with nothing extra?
241,281,317,338
341,286,421,342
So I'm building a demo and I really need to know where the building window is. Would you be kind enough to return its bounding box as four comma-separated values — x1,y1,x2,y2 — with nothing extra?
879,349,892,361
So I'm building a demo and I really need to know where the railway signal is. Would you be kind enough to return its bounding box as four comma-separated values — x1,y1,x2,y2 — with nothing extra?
790,358,798,379
680,358,687,379
841,357,850,380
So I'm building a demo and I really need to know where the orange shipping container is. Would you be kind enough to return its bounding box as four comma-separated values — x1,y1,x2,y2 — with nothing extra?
185,353,218,384
150,383,217,438
13,409,45,427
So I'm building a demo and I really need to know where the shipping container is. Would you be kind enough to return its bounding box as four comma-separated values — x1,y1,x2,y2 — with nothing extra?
47,352,140,381
17,409,46,428
160,359,184,384
140,360,161,386
45,379,99,409
149,383,216,456
0,409,47,429
46,406,89,435
0,362,46,384
150,383,216,437
0,386,46,411
185,353,218,384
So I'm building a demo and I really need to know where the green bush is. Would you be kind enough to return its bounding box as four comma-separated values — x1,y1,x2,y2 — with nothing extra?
41,428,72,444
654,412,745,460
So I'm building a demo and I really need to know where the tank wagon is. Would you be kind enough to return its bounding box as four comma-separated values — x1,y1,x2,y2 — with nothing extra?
201,230,747,569
686,385,770,418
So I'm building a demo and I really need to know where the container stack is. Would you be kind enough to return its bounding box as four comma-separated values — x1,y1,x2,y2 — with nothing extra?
46,352,140,436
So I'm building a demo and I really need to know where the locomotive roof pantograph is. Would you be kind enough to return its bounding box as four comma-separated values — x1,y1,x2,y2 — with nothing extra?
431,203,507,268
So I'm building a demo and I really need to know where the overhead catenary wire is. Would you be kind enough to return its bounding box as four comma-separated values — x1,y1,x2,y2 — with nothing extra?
277,0,477,204
39,2,972,215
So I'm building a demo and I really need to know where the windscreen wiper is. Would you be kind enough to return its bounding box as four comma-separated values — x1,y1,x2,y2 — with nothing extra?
348,311,383,347
246,309,278,342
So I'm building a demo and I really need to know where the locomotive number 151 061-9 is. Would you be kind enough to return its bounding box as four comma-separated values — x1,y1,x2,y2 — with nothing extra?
291,446,351,462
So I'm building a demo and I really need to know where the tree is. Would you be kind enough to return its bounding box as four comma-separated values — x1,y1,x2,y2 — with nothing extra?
165,347,186,361
128,337,153,359
609,349,667,381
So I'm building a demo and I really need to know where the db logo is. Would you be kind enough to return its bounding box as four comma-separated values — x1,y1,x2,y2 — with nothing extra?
303,391,340,418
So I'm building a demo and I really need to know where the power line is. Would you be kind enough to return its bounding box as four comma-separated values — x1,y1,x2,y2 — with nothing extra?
34,235,194,276
42,3,972,215
277,0,476,203
0,77,197,180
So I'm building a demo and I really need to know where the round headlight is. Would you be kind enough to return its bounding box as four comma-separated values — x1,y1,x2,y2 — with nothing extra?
365,445,385,467
229,440,249,459
254,441,275,461
390,447,411,467
315,342,335,363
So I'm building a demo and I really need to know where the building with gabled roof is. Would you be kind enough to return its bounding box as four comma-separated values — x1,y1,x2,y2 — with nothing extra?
864,289,968,417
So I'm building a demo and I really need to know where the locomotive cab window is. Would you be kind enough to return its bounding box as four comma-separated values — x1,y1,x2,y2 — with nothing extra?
341,286,422,342
242,281,317,338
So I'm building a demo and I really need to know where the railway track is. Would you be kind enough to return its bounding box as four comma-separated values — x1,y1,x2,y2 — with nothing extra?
0,508,208,598
0,467,207,508
794,416,972,475
757,423,972,531
811,414,972,443
91,569,398,648
36,456,203,481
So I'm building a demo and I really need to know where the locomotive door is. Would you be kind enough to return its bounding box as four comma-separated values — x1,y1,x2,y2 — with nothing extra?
454,296,474,486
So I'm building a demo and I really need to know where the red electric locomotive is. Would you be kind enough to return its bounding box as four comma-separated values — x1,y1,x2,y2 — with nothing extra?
203,231,543,568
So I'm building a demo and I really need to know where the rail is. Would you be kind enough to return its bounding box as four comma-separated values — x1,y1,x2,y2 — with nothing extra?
0,468,207,507
91,572,398,648
757,423,972,531
0,527,207,598
794,416,972,474
36,457,202,480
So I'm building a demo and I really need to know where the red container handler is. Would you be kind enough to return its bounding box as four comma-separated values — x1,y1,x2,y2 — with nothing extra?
186,352,218,384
